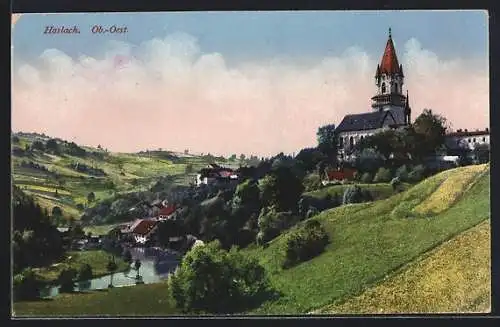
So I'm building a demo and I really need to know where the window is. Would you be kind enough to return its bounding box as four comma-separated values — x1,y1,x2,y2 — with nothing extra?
468,139,471,143
349,136,354,148
381,83,386,94
394,83,398,93
483,137,486,142
339,137,344,148
360,135,364,140
473,138,476,143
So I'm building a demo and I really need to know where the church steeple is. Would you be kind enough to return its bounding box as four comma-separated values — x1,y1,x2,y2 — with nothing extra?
372,28,406,111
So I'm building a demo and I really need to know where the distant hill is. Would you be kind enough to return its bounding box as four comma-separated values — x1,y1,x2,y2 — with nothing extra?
10,132,239,222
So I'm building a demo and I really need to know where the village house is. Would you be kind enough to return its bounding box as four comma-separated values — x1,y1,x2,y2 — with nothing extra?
445,128,490,152
196,163,239,187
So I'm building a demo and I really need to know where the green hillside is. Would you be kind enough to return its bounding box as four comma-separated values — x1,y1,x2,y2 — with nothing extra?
243,164,490,314
12,164,490,316
314,219,490,314
11,133,236,221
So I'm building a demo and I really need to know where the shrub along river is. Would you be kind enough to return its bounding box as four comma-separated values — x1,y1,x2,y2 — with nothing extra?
39,247,181,298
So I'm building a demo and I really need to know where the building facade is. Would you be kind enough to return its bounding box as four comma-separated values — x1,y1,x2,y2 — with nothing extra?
335,28,411,161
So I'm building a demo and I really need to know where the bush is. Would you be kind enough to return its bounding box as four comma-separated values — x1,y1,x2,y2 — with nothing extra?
13,268,41,301
257,207,300,244
77,263,93,281
360,172,373,183
283,220,329,268
303,173,323,192
390,177,402,191
168,240,271,313
395,165,409,182
342,185,365,205
58,268,77,293
408,164,425,183
373,167,392,183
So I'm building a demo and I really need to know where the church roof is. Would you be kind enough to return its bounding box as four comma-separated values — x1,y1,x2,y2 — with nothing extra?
336,111,388,132
336,107,406,133
377,28,402,76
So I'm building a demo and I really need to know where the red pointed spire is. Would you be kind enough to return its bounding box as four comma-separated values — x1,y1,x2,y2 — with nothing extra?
379,28,401,75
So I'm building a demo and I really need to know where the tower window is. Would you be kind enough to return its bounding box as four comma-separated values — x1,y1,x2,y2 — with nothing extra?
394,83,398,93
381,83,386,94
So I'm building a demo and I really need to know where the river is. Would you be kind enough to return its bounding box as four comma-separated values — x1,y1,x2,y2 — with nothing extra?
39,247,181,298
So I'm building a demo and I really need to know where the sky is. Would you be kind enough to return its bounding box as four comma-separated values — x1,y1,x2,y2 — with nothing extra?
11,11,489,157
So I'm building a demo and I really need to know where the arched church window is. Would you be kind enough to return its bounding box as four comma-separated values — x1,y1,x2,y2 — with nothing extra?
339,137,344,148
349,136,354,148
381,83,386,94
483,137,486,142
360,135,364,140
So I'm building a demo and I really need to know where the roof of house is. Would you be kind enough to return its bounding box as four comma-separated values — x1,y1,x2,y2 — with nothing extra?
446,129,490,137
377,28,403,76
158,204,176,217
130,219,158,236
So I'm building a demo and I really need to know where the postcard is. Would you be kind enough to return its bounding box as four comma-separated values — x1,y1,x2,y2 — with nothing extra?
11,10,490,317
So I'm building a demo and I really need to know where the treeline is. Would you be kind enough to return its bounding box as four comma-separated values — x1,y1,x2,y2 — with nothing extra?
12,186,65,273
18,160,50,172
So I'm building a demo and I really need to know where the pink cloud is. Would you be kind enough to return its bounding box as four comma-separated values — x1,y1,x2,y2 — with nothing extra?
12,33,489,157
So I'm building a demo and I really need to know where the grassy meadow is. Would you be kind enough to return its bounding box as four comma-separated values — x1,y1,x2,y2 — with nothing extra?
314,219,491,314
13,164,491,316
32,250,130,285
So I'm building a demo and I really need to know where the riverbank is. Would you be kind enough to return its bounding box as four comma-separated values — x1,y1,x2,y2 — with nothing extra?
32,250,130,286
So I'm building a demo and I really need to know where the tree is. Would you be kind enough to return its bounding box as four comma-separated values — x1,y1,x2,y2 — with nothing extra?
373,167,392,183
77,263,93,281
31,140,45,151
316,124,337,161
87,192,96,204
473,143,490,164
239,154,246,164
295,148,327,173
259,166,304,212
283,220,329,268
229,154,237,161
167,240,270,313
134,259,142,279
12,135,20,144
52,206,63,218
46,138,60,154
107,257,118,288
13,268,41,301
412,109,448,156
58,268,77,293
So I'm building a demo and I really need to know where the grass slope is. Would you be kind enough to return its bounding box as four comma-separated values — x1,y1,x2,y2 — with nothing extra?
315,219,491,314
12,282,177,317
12,164,491,316
243,164,490,314
305,182,411,201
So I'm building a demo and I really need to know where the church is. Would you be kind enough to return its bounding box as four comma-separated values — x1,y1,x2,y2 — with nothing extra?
335,28,411,161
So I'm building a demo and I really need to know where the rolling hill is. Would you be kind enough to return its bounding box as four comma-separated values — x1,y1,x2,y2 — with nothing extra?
11,132,238,222
13,164,491,316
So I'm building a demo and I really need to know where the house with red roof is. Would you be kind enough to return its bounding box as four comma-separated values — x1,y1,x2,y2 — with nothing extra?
128,218,159,244
196,164,239,187
157,204,177,220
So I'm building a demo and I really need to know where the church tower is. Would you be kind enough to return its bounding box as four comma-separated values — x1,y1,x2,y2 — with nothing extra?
371,28,411,124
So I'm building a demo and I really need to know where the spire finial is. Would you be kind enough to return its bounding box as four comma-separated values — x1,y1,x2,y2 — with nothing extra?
389,27,392,38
